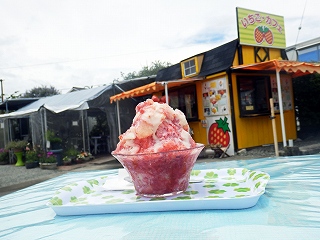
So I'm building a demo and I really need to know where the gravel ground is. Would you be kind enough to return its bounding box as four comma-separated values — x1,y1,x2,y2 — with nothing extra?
1,132,319,195
0,157,121,190
0,166,63,188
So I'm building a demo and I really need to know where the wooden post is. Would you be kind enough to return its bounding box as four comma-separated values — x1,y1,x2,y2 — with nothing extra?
270,98,279,157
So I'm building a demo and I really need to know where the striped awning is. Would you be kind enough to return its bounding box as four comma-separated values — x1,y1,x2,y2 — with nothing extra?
231,59,320,77
110,78,203,103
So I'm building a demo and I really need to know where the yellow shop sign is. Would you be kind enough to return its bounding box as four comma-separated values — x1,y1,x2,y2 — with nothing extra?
236,7,286,49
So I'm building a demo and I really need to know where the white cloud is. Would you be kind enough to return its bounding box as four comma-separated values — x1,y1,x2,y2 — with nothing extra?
0,0,319,97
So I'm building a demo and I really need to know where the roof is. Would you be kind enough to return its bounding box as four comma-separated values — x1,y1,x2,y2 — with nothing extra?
155,63,182,81
0,98,39,111
231,59,320,77
110,40,238,102
286,36,320,51
0,76,156,119
155,39,238,81
0,85,111,118
198,39,238,77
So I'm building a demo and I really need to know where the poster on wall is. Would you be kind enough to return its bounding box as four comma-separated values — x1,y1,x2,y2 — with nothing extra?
202,77,234,156
202,77,229,117
236,7,286,49
271,75,293,111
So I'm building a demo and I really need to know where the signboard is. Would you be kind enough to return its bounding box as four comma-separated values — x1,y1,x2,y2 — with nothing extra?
236,7,286,49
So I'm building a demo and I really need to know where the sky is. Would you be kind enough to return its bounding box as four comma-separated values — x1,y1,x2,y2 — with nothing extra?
1,0,319,98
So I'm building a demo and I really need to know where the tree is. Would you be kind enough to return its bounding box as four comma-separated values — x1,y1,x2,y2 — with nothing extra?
6,91,22,99
22,85,61,98
293,73,320,136
120,60,171,80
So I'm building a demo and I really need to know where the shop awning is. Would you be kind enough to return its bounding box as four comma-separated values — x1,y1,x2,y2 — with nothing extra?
231,59,320,77
110,78,203,103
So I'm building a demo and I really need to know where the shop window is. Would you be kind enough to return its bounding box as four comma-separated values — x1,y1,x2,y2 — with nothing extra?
181,55,204,78
169,85,198,121
237,76,271,117
183,59,196,76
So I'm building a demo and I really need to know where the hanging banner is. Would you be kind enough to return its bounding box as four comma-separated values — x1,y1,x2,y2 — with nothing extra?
236,7,286,49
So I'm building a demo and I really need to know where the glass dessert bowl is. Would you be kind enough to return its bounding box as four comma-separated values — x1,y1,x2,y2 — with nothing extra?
112,143,204,197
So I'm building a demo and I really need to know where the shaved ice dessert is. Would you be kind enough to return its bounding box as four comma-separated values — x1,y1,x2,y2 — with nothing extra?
112,98,204,197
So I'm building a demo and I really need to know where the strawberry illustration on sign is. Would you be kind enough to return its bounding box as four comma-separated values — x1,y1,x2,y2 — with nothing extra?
264,27,274,45
254,26,274,45
254,26,264,44
208,117,231,147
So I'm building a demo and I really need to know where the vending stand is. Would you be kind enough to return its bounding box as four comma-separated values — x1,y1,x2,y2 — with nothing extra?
110,8,320,156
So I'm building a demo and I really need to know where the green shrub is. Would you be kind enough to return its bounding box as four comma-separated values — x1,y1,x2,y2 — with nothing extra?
0,149,9,163
40,151,57,163
25,151,39,163
5,140,27,151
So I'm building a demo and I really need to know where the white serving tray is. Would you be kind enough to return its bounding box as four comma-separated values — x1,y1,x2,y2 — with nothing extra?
47,168,270,216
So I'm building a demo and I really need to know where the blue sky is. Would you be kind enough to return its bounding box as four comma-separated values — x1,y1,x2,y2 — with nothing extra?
0,0,318,97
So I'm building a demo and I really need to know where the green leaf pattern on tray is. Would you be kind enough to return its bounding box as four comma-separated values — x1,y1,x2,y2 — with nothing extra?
223,183,239,187
184,190,199,195
227,168,236,175
234,187,251,192
50,197,63,205
87,179,99,187
172,196,192,200
48,169,270,207
150,197,166,201
190,170,201,176
122,190,135,194
61,186,73,192
242,168,249,175
209,189,227,194
204,171,218,179
206,195,222,199
105,199,124,204
83,186,94,194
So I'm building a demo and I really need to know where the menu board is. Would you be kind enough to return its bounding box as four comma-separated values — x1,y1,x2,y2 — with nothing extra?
202,77,229,116
271,75,293,111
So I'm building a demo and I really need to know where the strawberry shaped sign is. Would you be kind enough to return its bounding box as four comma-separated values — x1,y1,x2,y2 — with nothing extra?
208,117,231,147
254,26,274,45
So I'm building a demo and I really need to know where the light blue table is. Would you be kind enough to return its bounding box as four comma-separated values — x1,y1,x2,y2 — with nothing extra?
1,155,320,239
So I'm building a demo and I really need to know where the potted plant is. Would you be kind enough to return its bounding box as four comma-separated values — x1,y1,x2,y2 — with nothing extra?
46,130,63,166
77,151,93,162
5,140,27,152
46,130,62,149
25,146,40,169
0,148,9,165
64,148,79,164
5,140,27,166
39,151,57,170
62,156,72,165
25,152,39,169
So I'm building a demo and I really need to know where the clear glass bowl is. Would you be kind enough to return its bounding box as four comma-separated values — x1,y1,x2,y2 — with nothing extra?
112,143,204,197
